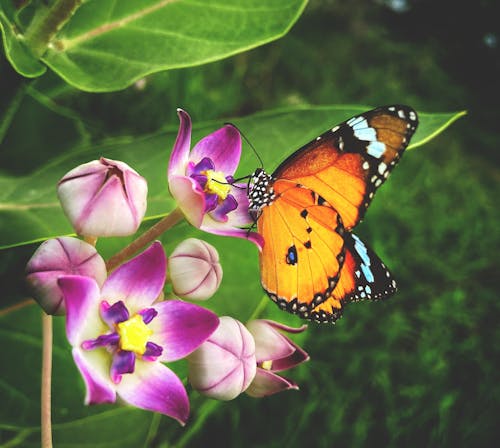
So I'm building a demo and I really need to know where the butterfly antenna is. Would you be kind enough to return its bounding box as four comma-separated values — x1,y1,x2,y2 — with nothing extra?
225,122,264,169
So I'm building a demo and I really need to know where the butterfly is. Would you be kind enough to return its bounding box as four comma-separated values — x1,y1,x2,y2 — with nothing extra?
248,105,418,323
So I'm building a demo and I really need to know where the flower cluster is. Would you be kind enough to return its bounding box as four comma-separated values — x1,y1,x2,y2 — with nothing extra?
24,109,309,426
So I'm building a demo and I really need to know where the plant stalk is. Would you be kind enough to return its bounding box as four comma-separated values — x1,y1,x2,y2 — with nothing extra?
24,0,83,57
106,208,184,272
41,313,53,448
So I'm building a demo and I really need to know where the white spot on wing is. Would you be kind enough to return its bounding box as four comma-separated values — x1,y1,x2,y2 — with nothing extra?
367,141,386,158
378,162,387,175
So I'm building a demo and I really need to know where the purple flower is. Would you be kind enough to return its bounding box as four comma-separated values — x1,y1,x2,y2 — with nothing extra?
57,157,148,237
245,320,309,397
169,238,222,301
167,109,263,249
187,316,256,400
57,242,219,424
25,237,107,315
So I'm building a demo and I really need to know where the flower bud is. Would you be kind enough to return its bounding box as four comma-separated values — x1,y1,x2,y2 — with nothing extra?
169,238,222,300
245,319,309,397
57,157,147,237
26,237,107,315
187,316,256,400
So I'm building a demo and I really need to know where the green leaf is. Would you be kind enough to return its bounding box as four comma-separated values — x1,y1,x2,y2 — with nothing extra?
0,105,465,250
33,0,307,91
0,4,47,78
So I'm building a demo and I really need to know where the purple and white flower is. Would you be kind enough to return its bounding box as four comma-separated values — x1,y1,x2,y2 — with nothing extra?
57,157,147,237
245,319,309,397
57,241,219,424
167,109,263,249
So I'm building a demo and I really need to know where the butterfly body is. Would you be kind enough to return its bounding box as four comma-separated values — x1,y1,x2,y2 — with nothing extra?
249,105,418,323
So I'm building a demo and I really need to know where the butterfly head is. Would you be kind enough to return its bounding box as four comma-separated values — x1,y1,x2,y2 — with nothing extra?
248,168,275,221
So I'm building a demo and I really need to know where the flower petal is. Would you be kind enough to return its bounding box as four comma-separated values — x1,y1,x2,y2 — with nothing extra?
168,175,205,228
116,360,189,425
58,275,106,346
149,300,219,362
102,242,166,312
224,183,254,227
190,125,241,175
247,319,309,370
200,216,264,251
246,368,298,398
246,320,296,363
168,109,192,178
72,347,116,405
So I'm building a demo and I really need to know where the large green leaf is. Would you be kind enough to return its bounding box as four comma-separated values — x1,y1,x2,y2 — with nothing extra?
2,0,308,91
0,105,466,250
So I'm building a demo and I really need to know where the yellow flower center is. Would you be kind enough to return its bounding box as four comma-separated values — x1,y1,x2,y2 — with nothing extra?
261,360,273,370
203,170,231,200
117,315,153,355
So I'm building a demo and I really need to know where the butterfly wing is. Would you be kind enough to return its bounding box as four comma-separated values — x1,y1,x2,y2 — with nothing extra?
257,180,347,316
309,232,397,323
272,105,418,229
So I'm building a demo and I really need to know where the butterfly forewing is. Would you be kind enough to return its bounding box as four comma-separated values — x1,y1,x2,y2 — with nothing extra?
273,105,418,229
258,181,346,317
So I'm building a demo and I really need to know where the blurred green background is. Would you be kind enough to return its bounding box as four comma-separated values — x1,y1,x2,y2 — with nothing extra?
1,0,499,447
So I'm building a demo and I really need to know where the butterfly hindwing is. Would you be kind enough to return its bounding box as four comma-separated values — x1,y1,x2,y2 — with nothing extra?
258,181,346,316
309,232,397,323
272,105,418,229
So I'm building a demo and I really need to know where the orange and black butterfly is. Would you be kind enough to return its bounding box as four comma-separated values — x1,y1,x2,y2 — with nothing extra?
248,105,418,323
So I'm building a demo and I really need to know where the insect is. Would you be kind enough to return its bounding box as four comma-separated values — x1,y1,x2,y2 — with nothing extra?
248,105,418,323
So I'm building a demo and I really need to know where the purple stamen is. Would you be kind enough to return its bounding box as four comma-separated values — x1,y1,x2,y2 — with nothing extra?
82,332,119,350
100,300,129,327
138,308,158,324
212,194,238,222
204,193,219,213
143,341,163,360
190,173,208,189
110,350,136,384
193,157,215,174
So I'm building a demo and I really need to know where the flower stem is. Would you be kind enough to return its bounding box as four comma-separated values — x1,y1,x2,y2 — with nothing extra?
247,294,269,322
106,207,184,272
41,313,53,448
24,0,83,57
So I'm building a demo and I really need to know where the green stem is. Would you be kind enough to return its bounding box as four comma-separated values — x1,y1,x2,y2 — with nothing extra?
0,81,27,146
106,207,184,272
247,294,269,322
41,313,53,448
24,0,83,57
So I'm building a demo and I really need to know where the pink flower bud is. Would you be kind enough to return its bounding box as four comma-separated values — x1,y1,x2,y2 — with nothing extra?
187,316,256,400
25,237,107,315
57,157,147,237
245,319,309,397
168,238,222,300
